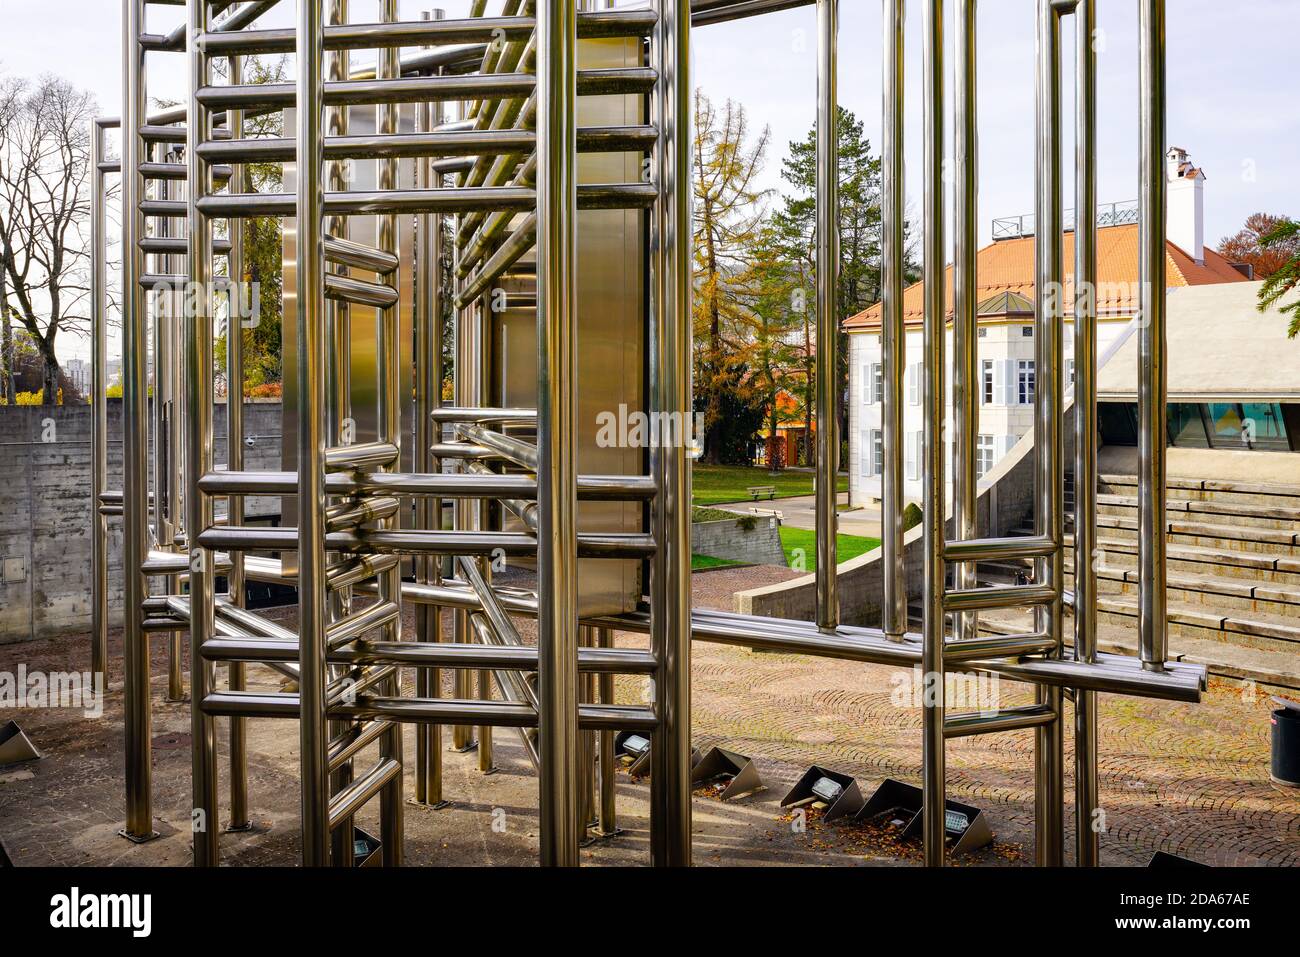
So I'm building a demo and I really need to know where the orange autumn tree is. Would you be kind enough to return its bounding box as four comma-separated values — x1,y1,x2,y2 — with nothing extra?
691,91,771,464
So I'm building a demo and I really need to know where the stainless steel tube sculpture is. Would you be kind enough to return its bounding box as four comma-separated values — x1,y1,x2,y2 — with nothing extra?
813,0,838,630
92,0,1197,870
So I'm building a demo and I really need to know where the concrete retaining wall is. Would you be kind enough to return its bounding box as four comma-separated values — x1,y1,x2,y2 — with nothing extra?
735,421,1073,625
0,400,282,643
692,514,786,567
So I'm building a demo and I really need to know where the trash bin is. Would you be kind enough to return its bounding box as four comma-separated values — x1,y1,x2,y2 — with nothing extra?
1271,699,1300,788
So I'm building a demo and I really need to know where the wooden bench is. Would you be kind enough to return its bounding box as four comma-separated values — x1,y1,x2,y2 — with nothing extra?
747,485,776,501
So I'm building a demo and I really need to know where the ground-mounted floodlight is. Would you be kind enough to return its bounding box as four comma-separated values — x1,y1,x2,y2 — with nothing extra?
352,827,382,868
780,765,864,822
615,731,700,778
690,746,764,801
856,778,993,857
0,721,40,768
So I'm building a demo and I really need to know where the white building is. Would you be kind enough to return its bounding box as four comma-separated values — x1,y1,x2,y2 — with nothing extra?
844,147,1251,507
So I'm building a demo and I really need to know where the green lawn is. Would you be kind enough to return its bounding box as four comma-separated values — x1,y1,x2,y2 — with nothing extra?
777,526,881,572
691,554,745,571
692,464,848,507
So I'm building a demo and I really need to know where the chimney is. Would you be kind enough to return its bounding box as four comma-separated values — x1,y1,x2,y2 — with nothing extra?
1166,146,1205,265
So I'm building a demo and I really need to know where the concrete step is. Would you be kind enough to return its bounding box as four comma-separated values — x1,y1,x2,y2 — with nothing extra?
1084,514,1300,556
1066,564,1300,618
1101,473,1300,510
1075,535,1300,588
1096,492,1300,532
977,607,1300,692
1094,594,1300,656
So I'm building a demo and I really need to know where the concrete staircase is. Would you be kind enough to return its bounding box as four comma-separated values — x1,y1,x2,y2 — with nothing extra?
958,474,1300,691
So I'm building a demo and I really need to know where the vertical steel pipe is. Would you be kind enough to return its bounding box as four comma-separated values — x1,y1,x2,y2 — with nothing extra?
813,0,838,631
296,0,331,867
648,0,692,868
325,0,356,862
919,0,946,868
413,6,446,808
376,0,405,866
157,166,185,704
536,0,581,867
596,626,617,836
225,53,251,835
186,0,219,866
880,0,906,642
1033,0,1065,866
91,119,109,684
1072,0,1100,867
952,0,978,643
1137,0,1167,671
120,0,156,844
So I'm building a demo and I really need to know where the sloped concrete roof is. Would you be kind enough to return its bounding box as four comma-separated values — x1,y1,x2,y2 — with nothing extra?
1097,280,1300,401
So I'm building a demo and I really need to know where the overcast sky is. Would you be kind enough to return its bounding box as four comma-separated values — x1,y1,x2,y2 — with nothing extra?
1,0,1295,362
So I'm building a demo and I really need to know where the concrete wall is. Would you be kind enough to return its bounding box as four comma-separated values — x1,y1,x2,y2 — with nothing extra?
692,514,785,567
0,400,282,643
736,418,1071,625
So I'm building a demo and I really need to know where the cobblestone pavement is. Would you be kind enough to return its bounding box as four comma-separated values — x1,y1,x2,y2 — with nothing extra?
0,564,1296,866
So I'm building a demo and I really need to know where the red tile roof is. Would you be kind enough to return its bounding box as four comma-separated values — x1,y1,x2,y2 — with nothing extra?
843,223,1248,332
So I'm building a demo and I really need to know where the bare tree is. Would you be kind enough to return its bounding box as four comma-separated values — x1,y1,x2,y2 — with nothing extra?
0,74,96,404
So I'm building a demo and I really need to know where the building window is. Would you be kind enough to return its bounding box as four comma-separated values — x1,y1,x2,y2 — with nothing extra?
977,327,987,338
1067,359,1075,385
976,434,995,478
870,429,883,475
1022,326,1034,337
1017,360,1035,405
982,360,994,405
908,363,921,406
871,363,883,404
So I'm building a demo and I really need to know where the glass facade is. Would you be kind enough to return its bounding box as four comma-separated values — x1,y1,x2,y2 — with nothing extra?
1098,401,1299,452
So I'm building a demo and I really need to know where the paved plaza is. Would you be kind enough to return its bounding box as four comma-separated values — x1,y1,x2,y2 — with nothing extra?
1,564,1296,867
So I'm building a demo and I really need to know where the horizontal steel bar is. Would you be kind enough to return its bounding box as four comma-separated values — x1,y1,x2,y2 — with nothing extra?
432,406,537,423
202,691,657,731
943,534,1057,562
195,69,654,112
325,496,400,532
942,633,1057,662
691,0,814,26
943,703,1057,738
141,549,232,576
324,273,398,308
197,526,656,558
197,469,655,500
374,581,1206,703
205,636,657,675
139,237,232,255
455,424,538,471
942,582,1058,612
199,128,537,164
325,234,398,273
184,183,656,218
200,10,656,57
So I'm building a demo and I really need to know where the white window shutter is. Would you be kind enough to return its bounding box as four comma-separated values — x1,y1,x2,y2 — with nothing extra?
998,434,1018,458
860,430,871,477
1000,359,1016,406
862,364,872,405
